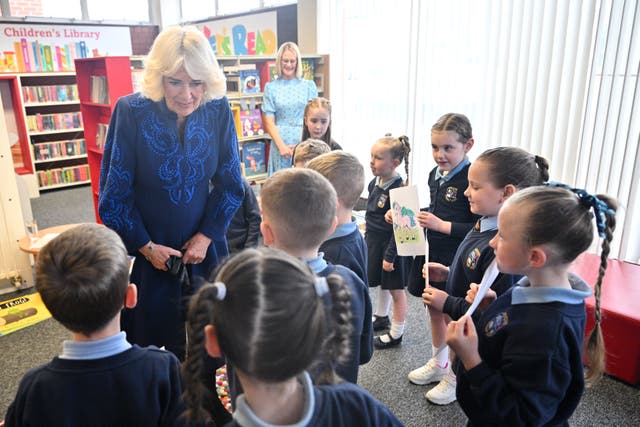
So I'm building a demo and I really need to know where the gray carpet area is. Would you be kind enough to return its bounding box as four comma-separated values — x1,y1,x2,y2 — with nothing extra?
2,185,639,425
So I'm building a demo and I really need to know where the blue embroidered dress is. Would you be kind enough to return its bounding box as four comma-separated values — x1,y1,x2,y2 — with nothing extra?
262,78,317,175
98,93,244,358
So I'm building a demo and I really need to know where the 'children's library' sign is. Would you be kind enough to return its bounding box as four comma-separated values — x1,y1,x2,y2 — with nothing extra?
0,23,132,73
196,11,278,56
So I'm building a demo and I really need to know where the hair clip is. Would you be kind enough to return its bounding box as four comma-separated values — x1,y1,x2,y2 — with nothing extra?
314,277,329,297
212,281,227,301
545,181,615,237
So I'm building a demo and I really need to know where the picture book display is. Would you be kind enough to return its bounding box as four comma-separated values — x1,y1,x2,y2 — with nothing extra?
389,185,426,256
240,69,261,94
242,140,267,179
239,108,264,137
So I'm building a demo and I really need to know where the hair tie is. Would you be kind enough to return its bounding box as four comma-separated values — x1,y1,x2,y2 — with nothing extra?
314,277,329,297
545,181,615,237
212,281,227,301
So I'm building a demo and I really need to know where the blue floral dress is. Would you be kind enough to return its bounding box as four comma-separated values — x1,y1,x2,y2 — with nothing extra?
98,93,244,359
262,78,318,175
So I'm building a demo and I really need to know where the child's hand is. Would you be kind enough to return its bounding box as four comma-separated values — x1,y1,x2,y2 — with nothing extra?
279,145,294,158
425,262,449,282
382,260,394,272
446,316,481,371
465,283,497,311
422,286,448,311
384,209,393,224
417,211,446,232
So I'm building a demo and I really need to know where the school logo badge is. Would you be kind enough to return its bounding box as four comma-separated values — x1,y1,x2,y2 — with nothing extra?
445,186,458,202
377,194,388,208
485,312,509,337
466,248,481,270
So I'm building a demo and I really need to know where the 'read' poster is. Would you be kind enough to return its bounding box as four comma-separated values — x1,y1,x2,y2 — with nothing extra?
0,23,132,73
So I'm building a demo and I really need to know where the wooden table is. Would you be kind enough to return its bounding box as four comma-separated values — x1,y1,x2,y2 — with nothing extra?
17,223,82,258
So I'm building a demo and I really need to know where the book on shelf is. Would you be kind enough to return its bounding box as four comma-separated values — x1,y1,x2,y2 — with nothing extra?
239,108,264,137
96,123,109,150
241,140,267,179
22,85,79,104
223,63,256,73
90,76,109,104
301,59,315,81
33,139,86,161
259,61,277,91
239,69,261,94
37,164,90,187
27,112,82,132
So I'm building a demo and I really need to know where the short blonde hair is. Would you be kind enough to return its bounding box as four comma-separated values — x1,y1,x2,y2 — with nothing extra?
294,139,331,166
141,25,226,102
275,42,302,79
306,151,365,210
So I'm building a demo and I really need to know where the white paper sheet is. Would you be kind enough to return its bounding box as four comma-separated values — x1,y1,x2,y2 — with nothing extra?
389,185,426,256
464,260,499,317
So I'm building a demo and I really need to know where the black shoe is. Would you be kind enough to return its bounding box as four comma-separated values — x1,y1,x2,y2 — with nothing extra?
374,333,403,349
372,315,390,331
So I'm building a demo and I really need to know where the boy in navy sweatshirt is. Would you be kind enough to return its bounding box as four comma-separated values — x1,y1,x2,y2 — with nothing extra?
5,224,185,427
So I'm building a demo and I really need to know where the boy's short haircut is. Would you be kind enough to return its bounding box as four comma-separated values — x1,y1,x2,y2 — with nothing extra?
306,151,365,210
293,139,331,166
261,168,337,250
35,224,130,336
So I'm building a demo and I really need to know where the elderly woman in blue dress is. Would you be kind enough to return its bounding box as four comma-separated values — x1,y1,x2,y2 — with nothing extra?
262,42,318,175
98,25,244,360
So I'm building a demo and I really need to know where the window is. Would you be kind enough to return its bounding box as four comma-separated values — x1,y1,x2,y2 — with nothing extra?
9,0,81,19
87,0,149,22
217,0,260,17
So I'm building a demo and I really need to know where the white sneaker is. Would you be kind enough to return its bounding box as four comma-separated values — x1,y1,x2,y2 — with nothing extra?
407,358,448,385
425,371,457,405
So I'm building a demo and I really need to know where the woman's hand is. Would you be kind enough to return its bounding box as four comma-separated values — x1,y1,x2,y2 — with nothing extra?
446,316,482,371
278,144,294,158
422,286,448,311
382,260,394,272
424,262,450,282
182,232,212,264
140,242,182,271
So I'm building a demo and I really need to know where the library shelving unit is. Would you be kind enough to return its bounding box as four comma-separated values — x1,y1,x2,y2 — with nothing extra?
18,72,88,191
74,56,133,223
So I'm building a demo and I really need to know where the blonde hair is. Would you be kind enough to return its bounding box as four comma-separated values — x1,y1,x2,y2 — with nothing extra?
306,151,365,210
275,42,302,79
375,134,411,185
294,139,331,166
141,25,226,102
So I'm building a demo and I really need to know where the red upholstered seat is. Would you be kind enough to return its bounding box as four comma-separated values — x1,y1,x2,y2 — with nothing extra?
571,253,640,385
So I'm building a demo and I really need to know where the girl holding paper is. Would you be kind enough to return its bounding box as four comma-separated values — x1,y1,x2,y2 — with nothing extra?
366,134,411,349
446,184,617,426
419,147,549,405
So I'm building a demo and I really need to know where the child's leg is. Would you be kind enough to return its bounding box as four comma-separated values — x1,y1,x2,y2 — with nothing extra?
388,288,407,339
374,288,392,318
427,305,449,367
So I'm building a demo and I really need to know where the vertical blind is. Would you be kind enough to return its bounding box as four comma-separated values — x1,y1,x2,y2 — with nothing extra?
318,0,639,262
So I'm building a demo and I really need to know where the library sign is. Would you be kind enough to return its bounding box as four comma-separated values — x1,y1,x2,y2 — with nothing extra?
197,11,278,56
0,23,132,73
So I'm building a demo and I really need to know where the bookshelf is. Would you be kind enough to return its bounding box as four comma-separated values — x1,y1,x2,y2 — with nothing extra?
75,56,133,223
17,72,89,191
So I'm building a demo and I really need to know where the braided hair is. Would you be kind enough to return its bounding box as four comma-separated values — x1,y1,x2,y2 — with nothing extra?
377,134,411,185
181,247,353,423
507,184,617,384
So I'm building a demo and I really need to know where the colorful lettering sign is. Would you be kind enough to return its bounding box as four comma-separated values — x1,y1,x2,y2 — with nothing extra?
0,24,132,73
196,11,278,56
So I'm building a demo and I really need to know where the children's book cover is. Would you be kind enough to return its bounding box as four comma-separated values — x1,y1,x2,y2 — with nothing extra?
240,108,264,137
240,69,261,94
301,59,315,81
0,293,51,336
259,60,277,91
242,141,267,179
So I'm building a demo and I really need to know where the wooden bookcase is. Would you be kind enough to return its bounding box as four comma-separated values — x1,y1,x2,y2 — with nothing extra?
75,56,133,223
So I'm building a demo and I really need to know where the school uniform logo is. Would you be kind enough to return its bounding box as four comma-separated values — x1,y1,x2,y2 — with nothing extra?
465,248,481,270
485,312,509,337
445,186,458,202
377,194,388,208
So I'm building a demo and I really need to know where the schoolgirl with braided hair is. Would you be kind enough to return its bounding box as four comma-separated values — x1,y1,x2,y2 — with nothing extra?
446,184,617,426
181,247,402,426
366,134,412,350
